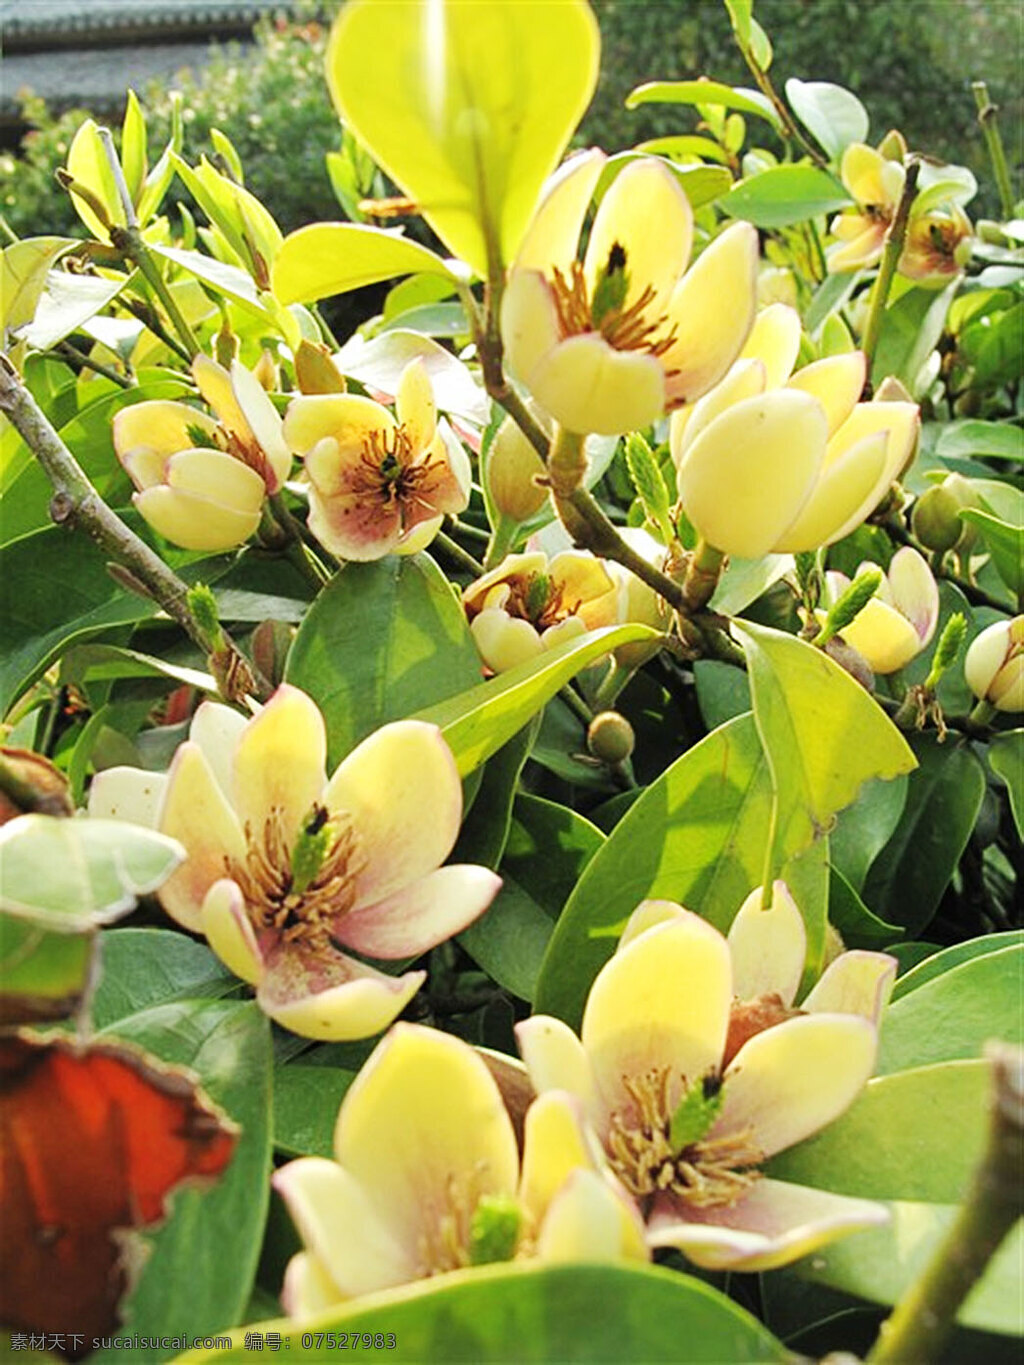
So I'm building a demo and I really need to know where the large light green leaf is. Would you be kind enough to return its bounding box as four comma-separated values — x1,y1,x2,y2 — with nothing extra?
626,79,780,128
0,915,95,1024
274,1063,357,1158
735,622,916,872
326,0,599,276
413,625,656,777
989,731,1024,839
20,269,129,351
0,815,184,929
1,237,76,337
784,79,869,159
828,773,909,891
958,507,1024,595
891,930,1022,1001
176,1261,788,1364
871,277,959,394
273,224,457,304
720,165,851,228
936,420,1024,463
285,553,482,768
90,928,237,1031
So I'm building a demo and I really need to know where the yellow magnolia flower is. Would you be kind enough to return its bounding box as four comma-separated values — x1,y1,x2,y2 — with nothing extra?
282,359,470,561
113,355,292,552
965,617,1024,712
462,550,617,673
88,686,500,1040
274,1024,648,1312
828,141,907,273
501,152,759,435
825,547,939,674
671,304,919,557
516,891,893,1271
900,200,973,282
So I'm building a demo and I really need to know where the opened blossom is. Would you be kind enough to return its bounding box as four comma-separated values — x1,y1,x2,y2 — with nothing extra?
501,152,759,435
113,354,291,551
671,303,919,557
824,547,939,674
282,359,469,560
517,888,894,1271
463,550,617,673
88,685,500,1040
274,1023,647,1313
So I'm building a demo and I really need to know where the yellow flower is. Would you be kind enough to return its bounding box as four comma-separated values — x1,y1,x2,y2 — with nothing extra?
273,1024,647,1312
462,550,617,672
88,686,501,1040
113,355,291,552
671,304,919,556
824,547,939,674
501,153,759,435
516,890,893,1271
828,141,907,273
900,200,973,282
965,617,1024,712
283,359,469,560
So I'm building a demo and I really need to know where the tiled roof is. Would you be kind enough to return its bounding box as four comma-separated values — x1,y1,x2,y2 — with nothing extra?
1,2,288,45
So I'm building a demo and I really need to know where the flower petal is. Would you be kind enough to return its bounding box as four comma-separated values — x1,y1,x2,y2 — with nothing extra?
527,333,666,437
787,353,866,437
230,358,292,492
201,877,263,985
112,400,218,470
134,486,262,552
516,1016,599,1119
325,720,462,908
395,358,436,453
333,864,501,959
615,899,687,951
472,610,545,673
673,358,766,462
283,393,393,459
888,546,939,645
739,304,802,389
259,949,425,1042
828,400,920,488
717,1013,877,1157
188,701,249,800
772,430,889,553
519,1089,606,1226
515,149,606,276
802,950,897,1026
727,881,806,1007
164,448,266,509
828,222,886,272
307,480,403,561
548,550,616,609
281,1251,345,1317
87,766,167,827
838,596,923,673
157,741,246,931
231,684,327,849
501,269,564,391
646,1177,889,1270
537,1167,649,1264
193,354,246,434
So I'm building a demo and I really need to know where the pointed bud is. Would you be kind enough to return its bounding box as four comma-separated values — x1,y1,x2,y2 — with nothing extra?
817,568,884,644
924,613,967,691
485,414,548,522
252,348,278,392
294,340,347,394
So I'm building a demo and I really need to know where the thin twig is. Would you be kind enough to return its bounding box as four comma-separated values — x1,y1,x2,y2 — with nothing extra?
861,159,921,372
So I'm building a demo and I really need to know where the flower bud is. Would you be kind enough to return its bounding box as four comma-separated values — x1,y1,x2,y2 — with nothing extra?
587,711,636,765
964,617,1024,712
940,473,983,554
911,484,964,553
485,414,548,522
294,340,347,394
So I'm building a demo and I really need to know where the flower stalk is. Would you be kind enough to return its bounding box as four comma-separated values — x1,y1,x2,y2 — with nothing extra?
972,81,1016,220
861,159,922,371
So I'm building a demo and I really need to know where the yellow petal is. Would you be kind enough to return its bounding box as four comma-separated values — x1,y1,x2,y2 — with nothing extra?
739,304,802,389
501,269,564,392
887,546,939,645
676,390,827,558
158,741,246,931
840,143,898,206
280,1251,346,1317
541,616,587,651
193,354,247,435
262,964,425,1042
395,514,443,556
134,486,261,552
395,357,436,453
230,358,291,491
673,358,766,462
828,399,920,486
519,1090,603,1227
164,448,266,511
549,550,615,607
231,684,328,847
615,899,687,951
727,881,806,1007
201,877,263,985
463,552,548,615
283,393,393,458
661,222,759,405
188,701,249,800
802,950,897,1025
827,223,886,272
527,333,666,436
537,1167,649,1264
515,149,606,276
787,353,866,437
112,399,217,464
87,766,167,827
516,1015,598,1118
837,596,923,672
771,429,889,552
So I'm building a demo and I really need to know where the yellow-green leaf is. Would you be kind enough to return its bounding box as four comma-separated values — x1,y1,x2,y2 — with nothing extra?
121,89,148,206
1,237,75,337
326,0,599,277
66,118,124,240
272,223,457,305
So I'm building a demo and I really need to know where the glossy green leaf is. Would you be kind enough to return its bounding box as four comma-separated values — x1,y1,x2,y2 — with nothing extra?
784,79,869,158
805,269,860,333
0,814,184,929
1,237,75,337
170,154,282,274
285,553,482,768
326,0,599,276
151,244,271,319
891,931,1023,1001
92,1001,272,1359
736,622,916,872
693,659,752,730
633,135,732,167
274,1063,356,1158
958,508,1024,595
413,625,657,777
936,420,1024,463
719,165,850,227
0,915,95,1024
453,720,537,870
90,928,237,1031
65,118,124,239
862,735,985,935
20,269,128,351
829,773,909,891
272,224,457,305
828,868,902,949
121,90,147,205
177,1261,788,1364
871,277,959,394
988,731,1024,839
626,79,780,129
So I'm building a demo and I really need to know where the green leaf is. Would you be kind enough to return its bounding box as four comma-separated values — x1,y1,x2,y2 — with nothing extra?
988,731,1024,839
624,434,673,542
784,79,869,159
958,508,1024,595
272,224,457,305
92,1001,272,1359
805,269,860,333
633,135,732,167
626,79,780,129
0,815,184,929
151,243,271,320
871,277,959,394
20,269,128,351
273,1063,356,1158
693,659,752,730
413,625,657,777
862,735,985,935
0,915,95,1024
710,552,791,616
121,90,148,205
285,554,482,768
735,622,916,872
177,1261,788,1363
828,868,902,949
65,118,124,239
453,721,537,869
90,928,237,1030
936,420,1024,463
829,773,909,891
892,931,1022,1001
326,0,599,277
719,165,850,228
968,300,1024,387
334,328,489,426
1,237,75,337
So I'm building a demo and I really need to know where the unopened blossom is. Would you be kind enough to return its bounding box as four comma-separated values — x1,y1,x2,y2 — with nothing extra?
274,1024,647,1313
671,303,919,557
113,355,291,551
517,892,892,1271
463,550,617,673
282,359,469,560
88,685,500,1040
824,547,939,674
501,152,759,435
965,617,1024,713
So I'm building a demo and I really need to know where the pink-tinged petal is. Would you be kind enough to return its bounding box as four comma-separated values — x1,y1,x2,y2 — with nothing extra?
274,1157,415,1299
516,1016,598,1119
827,223,886,272
727,882,806,1007
333,864,501,959
201,877,263,985
334,1024,520,1258
537,1167,649,1264
231,684,327,847
259,948,425,1042
501,269,563,391
717,1013,877,1157
188,701,248,800
87,766,167,827
307,483,403,562
515,149,606,276
472,610,545,672
112,400,218,469
772,430,890,553
673,358,766,462
121,448,171,491
661,222,759,405
787,353,866,437
230,359,291,492
519,1090,606,1227
802,951,897,1026
324,720,462,908
528,333,666,437
134,486,261,552
888,546,939,645
281,1251,345,1317
582,915,732,1122
739,304,802,389
157,741,246,931
646,1177,889,1270
395,358,436,453
283,393,393,459
616,899,688,952
395,514,442,556
584,159,693,317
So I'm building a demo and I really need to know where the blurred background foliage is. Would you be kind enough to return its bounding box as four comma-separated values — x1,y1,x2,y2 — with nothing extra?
2,0,1021,241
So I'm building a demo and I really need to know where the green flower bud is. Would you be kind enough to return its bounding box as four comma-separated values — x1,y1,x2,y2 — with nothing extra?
485,414,548,523
911,484,965,553
186,582,224,648
295,340,347,395
587,711,636,765
468,1194,522,1266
